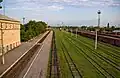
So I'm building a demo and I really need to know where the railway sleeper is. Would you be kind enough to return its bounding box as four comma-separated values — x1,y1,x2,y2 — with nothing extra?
72,71,81,78
70,64,74,67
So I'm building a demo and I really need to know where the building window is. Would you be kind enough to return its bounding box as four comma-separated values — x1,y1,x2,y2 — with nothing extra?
7,24,9,29
5,24,7,29
2,23,5,29
10,24,13,29
13,24,15,29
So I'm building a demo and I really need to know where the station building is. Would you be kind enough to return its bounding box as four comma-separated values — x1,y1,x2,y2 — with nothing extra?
0,14,21,55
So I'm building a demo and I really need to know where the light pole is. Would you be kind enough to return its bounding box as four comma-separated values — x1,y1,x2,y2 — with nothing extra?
97,10,101,28
1,22,5,64
0,0,5,64
95,10,101,49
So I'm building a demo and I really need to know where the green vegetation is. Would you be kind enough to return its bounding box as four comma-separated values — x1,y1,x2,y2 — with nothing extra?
55,29,120,78
53,25,120,32
20,20,47,41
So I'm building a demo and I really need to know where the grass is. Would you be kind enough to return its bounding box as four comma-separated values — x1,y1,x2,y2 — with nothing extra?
55,30,73,78
52,29,120,78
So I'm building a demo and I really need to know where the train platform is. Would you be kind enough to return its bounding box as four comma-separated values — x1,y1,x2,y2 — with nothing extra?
19,31,53,78
0,31,49,75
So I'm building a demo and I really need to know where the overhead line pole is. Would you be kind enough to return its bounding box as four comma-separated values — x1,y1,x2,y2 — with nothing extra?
1,22,5,64
0,0,5,64
71,29,72,36
76,28,78,38
95,29,98,50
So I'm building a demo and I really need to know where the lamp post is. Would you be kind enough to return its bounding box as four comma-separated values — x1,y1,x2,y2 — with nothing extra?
1,23,5,64
97,10,101,28
95,10,101,49
0,0,5,64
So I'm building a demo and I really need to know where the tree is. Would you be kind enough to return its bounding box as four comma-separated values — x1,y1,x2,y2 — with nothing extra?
20,20,47,42
87,26,95,31
20,24,27,41
81,26,87,30
111,26,115,31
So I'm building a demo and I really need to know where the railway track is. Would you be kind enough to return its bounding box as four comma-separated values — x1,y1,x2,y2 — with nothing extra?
48,31,60,78
98,42,120,52
74,34,120,61
74,35,120,60
66,33,120,67
0,31,50,78
69,35,120,70
66,33,120,77
60,40,82,78
98,42,120,55
65,35,114,78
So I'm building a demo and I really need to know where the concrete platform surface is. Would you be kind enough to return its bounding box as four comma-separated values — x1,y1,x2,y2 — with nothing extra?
22,31,53,78
0,31,49,75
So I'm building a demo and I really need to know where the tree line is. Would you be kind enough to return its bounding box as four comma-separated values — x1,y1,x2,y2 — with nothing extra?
20,20,47,41
52,25,120,32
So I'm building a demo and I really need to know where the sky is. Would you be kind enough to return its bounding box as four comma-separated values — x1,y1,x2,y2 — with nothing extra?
0,0,120,26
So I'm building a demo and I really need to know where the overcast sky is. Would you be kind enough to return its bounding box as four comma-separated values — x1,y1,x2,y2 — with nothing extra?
0,0,120,26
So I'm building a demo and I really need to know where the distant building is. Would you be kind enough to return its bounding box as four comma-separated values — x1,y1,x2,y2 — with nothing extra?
0,14,21,55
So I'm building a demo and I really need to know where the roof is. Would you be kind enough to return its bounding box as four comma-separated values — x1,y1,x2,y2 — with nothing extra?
0,14,20,22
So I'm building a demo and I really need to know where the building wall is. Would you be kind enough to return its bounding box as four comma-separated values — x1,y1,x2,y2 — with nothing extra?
0,20,21,55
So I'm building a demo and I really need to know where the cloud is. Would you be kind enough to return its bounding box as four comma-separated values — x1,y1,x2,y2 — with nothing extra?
48,5,64,11
4,0,120,25
6,0,65,11
51,0,120,7
5,0,120,12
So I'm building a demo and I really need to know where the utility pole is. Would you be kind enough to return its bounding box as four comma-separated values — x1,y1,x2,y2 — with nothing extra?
71,29,72,36
76,28,78,38
1,23,5,64
95,29,98,49
0,0,5,64
95,10,101,49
